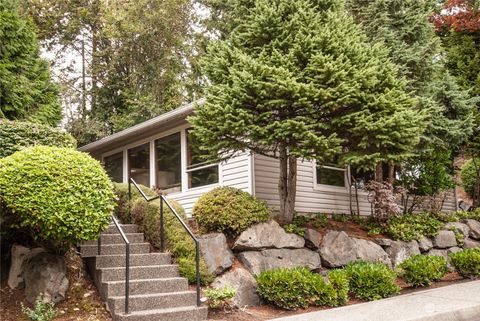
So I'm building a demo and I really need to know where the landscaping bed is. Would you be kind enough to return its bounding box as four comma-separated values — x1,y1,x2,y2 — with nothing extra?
0,249,112,321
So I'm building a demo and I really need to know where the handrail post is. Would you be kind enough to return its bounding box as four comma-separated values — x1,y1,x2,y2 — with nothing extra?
160,197,165,253
98,236,101,255
195,240,201,306
125,242,130,314
128,180,132,216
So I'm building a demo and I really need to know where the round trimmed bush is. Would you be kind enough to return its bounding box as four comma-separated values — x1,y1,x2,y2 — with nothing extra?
0,119,76,158
192,187,271,236
344,261,400,301
460,159,479,200
0,146,116,251
397,254,448,287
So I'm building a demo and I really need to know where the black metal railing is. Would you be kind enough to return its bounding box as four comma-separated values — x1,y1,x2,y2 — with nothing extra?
128,178,201,306
97,215,131,314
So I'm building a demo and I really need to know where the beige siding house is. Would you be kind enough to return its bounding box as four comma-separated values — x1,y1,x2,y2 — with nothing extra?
79,101,457,216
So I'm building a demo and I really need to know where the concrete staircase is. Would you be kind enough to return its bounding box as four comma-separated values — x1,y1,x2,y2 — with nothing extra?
81,224,208,321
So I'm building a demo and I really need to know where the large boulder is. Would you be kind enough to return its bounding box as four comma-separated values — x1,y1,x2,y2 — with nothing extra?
8,245,45,289
374,238,392,248
198,233,234,275
319,231,357,268
463,238,480,249
211,267,261,308
303,228,322,250
444,222,471,236
417,236,433,253
238,248,321,275
352,238,391,266
385,240,420,267
23,253,69,304
464,219,480,240
432,230,457,249
233,220,304,250
427,247,462,270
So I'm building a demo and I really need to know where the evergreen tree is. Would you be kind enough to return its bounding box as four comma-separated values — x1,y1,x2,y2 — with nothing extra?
190,0,425,221
347,0,476,153
0,0,61,126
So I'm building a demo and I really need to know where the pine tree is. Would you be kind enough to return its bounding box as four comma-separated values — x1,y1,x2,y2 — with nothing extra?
190,0,426,221
0,0,61,126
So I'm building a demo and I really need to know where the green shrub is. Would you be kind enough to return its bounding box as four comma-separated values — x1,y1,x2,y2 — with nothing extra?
455,209,480,222
256,267,316,310
386,213,443,241
460,159,479,200
450,248,480,278
0,146,115,251
283,223,305,236
113,183,213,284
256,267,348,310
344,261,400,301
204,286,236,309
0,119,76,158
315,269,349,307
193,187,270,236
21,298,56,321
397,255,448,287
311,214,328,228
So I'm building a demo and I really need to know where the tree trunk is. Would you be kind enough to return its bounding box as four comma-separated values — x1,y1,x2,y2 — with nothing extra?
375,163,383,182
387,161,395,185
278,145,297,222
285,155,297,222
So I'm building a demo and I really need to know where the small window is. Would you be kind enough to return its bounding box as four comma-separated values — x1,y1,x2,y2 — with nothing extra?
104,152,123,182
155,133,181,193
128,143,150,187
187,130,218,188
316,165,346,187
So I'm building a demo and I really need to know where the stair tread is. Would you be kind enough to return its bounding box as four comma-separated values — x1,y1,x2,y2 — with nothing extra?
103,277,185,284
116,305,206,316
109,291,195,300
100,264,177,270
82,242,150,247
97,253,168,257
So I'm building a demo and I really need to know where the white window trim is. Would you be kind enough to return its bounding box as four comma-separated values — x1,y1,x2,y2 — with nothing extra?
312,160,349,191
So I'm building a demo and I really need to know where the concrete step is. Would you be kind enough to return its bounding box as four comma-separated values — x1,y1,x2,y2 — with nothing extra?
95,253,171,268
102,277,188,297
109,291,197,313
115,305,208,321
83,233,145,246
103,224,138,234
98,265,179,282
81,243,150,258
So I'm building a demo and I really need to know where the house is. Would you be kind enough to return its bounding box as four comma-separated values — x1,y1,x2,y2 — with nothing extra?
79,101,457,216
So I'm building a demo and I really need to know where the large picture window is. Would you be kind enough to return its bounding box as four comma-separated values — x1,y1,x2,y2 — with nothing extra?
186,130,218,188
155,133,181,193
104,152,123,183
316,165,346,187
128,143,150,187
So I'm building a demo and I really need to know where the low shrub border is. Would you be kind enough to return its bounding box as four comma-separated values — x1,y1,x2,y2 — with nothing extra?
255,267,349,310
397,255,448,287
450,248,480,279
344,261,400,301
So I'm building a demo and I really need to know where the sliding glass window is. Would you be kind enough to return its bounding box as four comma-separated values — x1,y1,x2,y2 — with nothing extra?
104,152,123,183
186,130,218,188
155,133,181,193
128,143,150,187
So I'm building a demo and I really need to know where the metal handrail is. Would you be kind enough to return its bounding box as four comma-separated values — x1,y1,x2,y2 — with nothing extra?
97,214,131,314
128,178,201,307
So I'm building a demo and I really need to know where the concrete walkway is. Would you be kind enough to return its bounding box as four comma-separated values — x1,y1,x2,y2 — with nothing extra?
271,281,480,321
